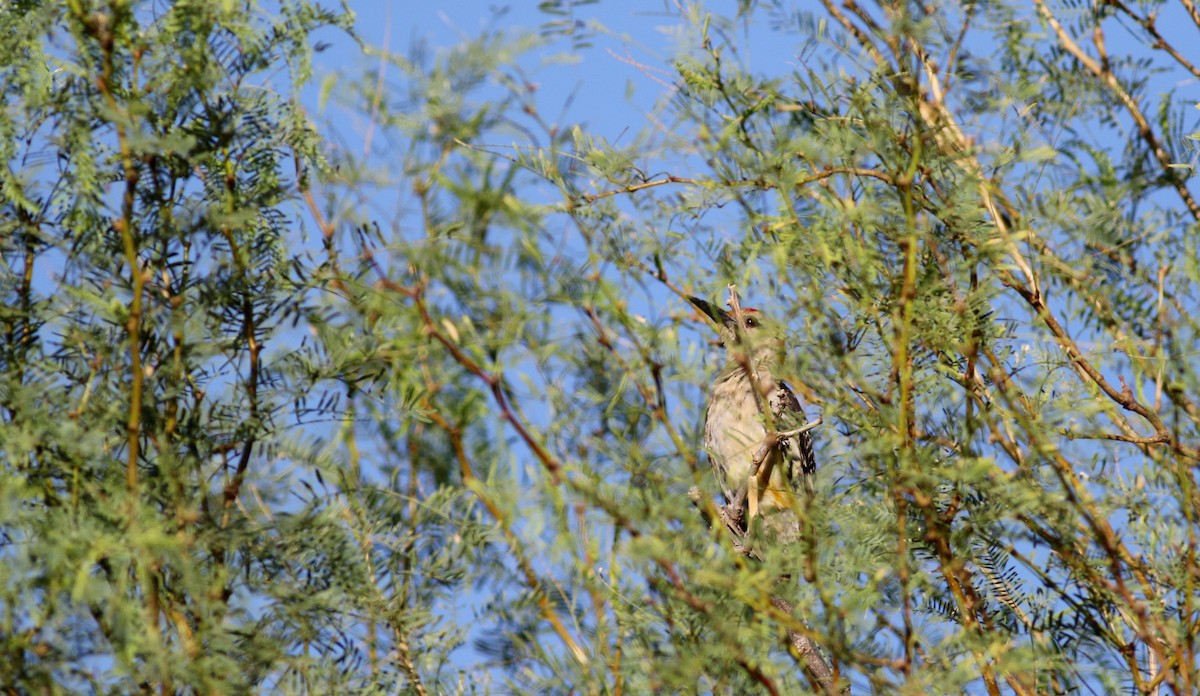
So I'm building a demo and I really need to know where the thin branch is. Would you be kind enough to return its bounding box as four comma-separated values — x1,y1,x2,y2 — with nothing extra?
94,14,145,496
583,175,703,202
770,596,840,694
1109,0,1200,80
1061,429,1170,445
1179,0,1200,32
1004,275,1193,457
580,168,895,212
687,488,843,696
1033,0,1200,220
426,408,588,667
383,275,564,484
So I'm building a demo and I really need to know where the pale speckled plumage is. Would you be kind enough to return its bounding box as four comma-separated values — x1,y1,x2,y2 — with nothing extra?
704,358,815,514
692,297,816,537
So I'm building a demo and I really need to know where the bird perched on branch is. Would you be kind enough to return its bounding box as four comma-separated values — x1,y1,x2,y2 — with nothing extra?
690,294,819,541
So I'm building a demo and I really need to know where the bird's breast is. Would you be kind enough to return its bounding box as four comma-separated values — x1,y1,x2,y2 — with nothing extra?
703,369,793,508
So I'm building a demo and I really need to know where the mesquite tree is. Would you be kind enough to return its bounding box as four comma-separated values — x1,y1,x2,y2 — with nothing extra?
3,0,1199,694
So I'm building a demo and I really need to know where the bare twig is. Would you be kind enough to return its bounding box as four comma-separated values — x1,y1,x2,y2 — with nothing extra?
583,175,703,202
779,418,824,440
1033,0,1200,220
1177,0,1200,33
425,408,587,666
377,274,564,484
1108,0,1200,80
749,417,823,488
770,596,841,694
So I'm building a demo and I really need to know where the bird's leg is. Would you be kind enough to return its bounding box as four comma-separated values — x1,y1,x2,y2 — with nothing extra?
747,480,760,522
749,435,777,477
726,486,748,532
748,438,779,524
688,486,756,552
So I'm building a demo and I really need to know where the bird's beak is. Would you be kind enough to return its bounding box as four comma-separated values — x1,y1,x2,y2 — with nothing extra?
688,296,733,327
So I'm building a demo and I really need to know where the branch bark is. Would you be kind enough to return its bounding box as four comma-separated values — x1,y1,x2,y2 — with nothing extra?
688,486,844,694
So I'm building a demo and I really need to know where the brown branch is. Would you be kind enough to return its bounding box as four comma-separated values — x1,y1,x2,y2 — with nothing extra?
749,418,822,497
218,231,262,529
982,350,1175,676
1179,0,1200,32
906,106,1198,459
817,0,887,68
91,10,145,495
294,152,347,295
806,166,895,186
581,302,698,473
942,3,975,94
581,168,895,205
1109,0,1200,80
426,408,587,666
687,487,843,695
1033,0,1200,220
1146,649,1179,692
582,175,703,202
1003,274,1194,457
383,276,564,484
1061,429,1170,445
736,656,783,696
904,40,1197,458
769,596,842,693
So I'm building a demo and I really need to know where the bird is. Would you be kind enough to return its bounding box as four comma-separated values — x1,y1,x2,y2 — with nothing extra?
690,296,818,540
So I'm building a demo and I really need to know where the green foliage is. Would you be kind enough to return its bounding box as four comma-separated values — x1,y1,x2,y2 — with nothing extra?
3,0,1200,694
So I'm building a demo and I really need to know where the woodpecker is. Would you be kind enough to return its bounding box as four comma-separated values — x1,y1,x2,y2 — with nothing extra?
690,296,817,539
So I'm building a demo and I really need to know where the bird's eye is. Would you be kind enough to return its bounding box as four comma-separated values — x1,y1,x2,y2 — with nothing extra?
745,317,757,327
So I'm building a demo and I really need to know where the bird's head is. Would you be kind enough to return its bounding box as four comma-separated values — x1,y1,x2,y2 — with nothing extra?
689,296,784,368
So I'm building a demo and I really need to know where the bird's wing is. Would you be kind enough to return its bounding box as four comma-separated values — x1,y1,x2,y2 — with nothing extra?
772,380,817,488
